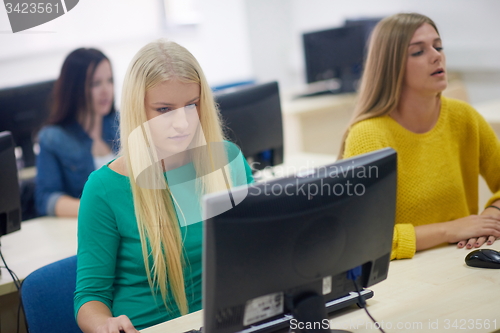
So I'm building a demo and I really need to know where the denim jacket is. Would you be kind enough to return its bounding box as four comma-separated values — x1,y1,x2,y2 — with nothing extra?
35,112,119,216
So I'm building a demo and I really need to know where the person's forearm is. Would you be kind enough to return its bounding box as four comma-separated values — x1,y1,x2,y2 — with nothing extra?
482,199,500,215
77,301,113,333
415,223,448,251
54,195,80,217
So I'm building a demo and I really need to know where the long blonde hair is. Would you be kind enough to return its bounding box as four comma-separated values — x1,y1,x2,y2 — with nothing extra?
120,39,227,315
338,13,439,158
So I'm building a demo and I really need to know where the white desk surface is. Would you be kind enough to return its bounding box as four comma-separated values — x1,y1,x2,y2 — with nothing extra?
0,216,77,296
142,244,500,333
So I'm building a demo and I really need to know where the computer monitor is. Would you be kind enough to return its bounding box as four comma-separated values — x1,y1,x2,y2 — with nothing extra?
215,81,284,171
303,25,366,93
0,80,55,167
203,148,397,333
344,17,383,45
0,131,22,237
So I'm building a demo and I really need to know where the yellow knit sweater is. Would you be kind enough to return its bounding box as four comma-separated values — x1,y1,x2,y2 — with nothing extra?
344,97,500,260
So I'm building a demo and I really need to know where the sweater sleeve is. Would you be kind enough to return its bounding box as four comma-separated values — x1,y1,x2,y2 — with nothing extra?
344,121,416,260
391,224,416,260
74,170,120,318
476,112,500,208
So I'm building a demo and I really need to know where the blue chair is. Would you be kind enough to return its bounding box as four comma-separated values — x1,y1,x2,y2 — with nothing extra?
21,255,82,333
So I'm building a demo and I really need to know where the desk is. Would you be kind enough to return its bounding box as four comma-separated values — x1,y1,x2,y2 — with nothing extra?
0,216,76,332
0,216,77,296
142,244,500,333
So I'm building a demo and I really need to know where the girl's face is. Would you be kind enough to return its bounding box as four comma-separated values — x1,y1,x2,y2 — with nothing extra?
403,23,448,95
144,79,201,159
90,60,114,116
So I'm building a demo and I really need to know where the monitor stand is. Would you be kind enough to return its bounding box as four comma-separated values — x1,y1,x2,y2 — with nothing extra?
292,293,351,333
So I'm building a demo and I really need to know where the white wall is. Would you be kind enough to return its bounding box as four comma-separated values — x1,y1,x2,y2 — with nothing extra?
0,0,254,106
1,0,500,105
245,0,500,104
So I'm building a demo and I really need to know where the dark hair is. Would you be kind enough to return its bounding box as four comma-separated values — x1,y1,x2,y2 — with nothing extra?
48,48,115,126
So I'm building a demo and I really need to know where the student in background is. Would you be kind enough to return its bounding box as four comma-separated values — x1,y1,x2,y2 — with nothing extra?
339,13,500,260
35,48,119,217
74,39,253,332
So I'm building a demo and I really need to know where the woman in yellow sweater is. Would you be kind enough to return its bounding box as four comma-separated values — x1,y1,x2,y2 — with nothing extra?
340,13,500,260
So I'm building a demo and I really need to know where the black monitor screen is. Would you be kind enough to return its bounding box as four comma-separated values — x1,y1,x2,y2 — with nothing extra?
215,82,283,171
344,17,383,45
203,148,397,333
0,80,55,167
303,25,365,92
0,131,21,237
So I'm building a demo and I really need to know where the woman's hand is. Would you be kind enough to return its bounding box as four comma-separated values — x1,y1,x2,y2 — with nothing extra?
457,205,500,248
415,215,500,251
95,315,139,333
77,301,139,333
446,214,500,248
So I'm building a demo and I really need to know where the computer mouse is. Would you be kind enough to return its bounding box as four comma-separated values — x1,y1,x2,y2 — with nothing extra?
465,249,500,269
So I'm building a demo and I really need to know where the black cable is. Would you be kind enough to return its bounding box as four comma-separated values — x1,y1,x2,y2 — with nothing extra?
0,244,24,333
352,279,387,333
0,249,21,290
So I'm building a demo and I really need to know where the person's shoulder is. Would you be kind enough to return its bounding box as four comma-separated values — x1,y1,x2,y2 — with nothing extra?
344,116,393,158
38,122,84,144
443,96,477,115
103,110,119,126
86,165,110,187
38,124,66,143
443,96,472,109
348,116,391,138
223,140,241,154
107,156,127,176
83,163,126,199
442,96,483,123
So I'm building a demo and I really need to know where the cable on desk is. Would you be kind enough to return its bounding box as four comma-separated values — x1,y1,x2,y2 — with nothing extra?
351,279,386,333
0,252,21,290
0,240,24,333
347,267,386,333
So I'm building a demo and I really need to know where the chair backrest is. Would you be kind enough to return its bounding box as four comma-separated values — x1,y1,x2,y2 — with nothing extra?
21,255,82,333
